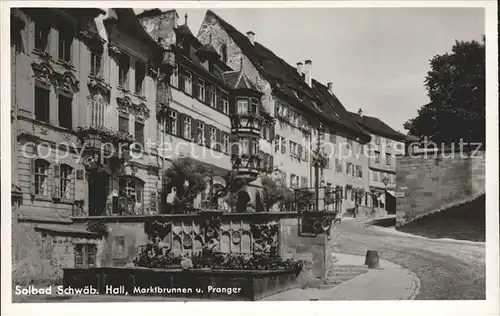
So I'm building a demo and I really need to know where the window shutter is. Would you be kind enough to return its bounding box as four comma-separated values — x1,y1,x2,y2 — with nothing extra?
52,164,61,198
177,112,183,137
216,129,221,151
178,70,185,92
216,89,222,111
270,122,275,141
191,120,196,142
205,124,211,148
205,84,212,105
228,96,235,115
30,158,36,195
74,168,85,201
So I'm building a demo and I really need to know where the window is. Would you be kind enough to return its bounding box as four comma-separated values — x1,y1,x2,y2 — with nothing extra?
301,177,308,188
134,121,144,146
210,127,217,149
119,177,144,205
196,78,205,101
197,121,205,145
114,236,126,257
275,135,281,153
386,153,391,166
75,244,97,268
396,143,403,150
261,124,270,141
184,71,192,95
375,136,381,145
281,137,287,154
220,44,227,63
223,133,229,154
34,159,49,196
167,110,177,135
170,64,178,87
35,86,50,123
90,52,102,76
119,54,130,88
375,151,380,163
183,116,191,139
374,171,379,182
386,139,392,148
60,164,73,199
135,61,146,95
346,138,353,149
221,95,229,114
210,88,218,107
356,165,363,178
34,23,49,52
252,139,259,155
240,138,250,155
58,94,72,129
335,158,342,173
290,173,296,188
237,99,249,115
251,98,259,114
58,29,73,62
118,115,129,133
90,92,106,127
330,132,337,144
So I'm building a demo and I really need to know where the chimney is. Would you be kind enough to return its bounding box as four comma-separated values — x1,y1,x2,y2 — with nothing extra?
327,82,333,94
304,60,312,87
184,13,188,25
296,62,304,76
246,31,255,45
358,108,363,117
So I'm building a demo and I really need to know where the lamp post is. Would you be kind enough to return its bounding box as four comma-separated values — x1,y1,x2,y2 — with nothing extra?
382,176,389,211
314,122,324,212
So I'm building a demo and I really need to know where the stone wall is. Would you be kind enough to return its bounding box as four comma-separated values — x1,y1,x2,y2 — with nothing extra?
396,151,485,226
280,218,332,278
12,222,104,284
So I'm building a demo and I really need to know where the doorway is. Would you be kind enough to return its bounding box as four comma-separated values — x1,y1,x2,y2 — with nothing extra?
88,171,110,216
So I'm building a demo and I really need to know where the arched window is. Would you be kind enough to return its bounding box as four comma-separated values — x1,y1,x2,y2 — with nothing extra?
60,164,73,200
90,91,107,127
34,159,50,196
220,44,227,63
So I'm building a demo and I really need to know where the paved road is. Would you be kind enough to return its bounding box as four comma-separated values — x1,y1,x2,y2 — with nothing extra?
332,219,486,300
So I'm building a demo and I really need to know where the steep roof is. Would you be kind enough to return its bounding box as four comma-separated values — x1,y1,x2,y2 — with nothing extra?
205,10,370,141
173,25,232,89
222,70,261,92
347,112,410,141
104,8,160,48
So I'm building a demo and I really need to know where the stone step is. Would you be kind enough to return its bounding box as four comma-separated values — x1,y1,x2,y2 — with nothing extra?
328,266,369,272
324,275,363,283
326,271,366,277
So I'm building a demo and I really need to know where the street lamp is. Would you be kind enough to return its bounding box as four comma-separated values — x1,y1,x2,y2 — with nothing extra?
382,176,389,211
314,122,324,212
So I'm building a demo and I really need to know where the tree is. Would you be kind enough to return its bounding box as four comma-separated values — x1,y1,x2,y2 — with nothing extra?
162,157,210,213
404,36,485,145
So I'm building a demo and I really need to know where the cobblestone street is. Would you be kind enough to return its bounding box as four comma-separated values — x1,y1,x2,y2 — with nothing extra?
331,219,486,299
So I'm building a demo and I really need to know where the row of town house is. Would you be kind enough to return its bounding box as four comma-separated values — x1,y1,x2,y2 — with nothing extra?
10,8,411,266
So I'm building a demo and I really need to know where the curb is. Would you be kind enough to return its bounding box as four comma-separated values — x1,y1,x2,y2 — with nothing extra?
366,224,485,246
319,253,421,301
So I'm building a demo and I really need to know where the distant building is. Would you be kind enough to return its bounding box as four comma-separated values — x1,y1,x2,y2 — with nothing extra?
348,109,411,214
197,10,372,214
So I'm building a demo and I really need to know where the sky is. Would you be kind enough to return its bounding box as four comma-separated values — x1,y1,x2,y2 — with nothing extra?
135,7,484,132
